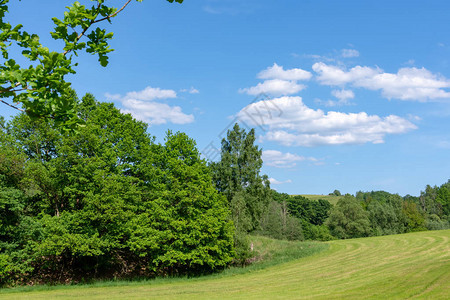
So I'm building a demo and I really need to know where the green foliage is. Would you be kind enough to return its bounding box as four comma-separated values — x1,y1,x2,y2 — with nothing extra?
0,94,234,285
270,191,331,241
326,195,371,239
210,123,271,231
258,201,303,241
425,214,449,230
286,195,332,226
357,192,407,235
300,221,334,241
402,201,426,232
0,0,183,129
331,189,341,196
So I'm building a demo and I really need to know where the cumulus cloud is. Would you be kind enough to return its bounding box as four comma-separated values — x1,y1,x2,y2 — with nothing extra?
358,67,450,101
313,62,450,101
268,177,292,185
262,150,317,168
237,96,417,147
257,63,312,81
106,86,194,125
240,63,313,96
239,79,306,96
123,86,177,101
313,62,380,86
341,49,360,58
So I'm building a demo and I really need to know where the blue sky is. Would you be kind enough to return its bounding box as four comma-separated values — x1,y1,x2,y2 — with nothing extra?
3,0,450,196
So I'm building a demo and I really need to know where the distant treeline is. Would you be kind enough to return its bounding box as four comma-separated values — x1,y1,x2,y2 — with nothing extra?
1,93,449,286
260,184,450,242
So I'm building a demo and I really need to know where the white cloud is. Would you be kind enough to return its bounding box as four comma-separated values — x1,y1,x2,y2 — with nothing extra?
332,89,355,101
181,87,200,94
262,149,317,168
239,79,306,96
123,86,177,101
313,63,450,101
407,114,422,122
303,54,336,63
313,62,380,86
257,63,312,81
237,96,417,147
341,49,360,58
268,177,292,185
106,86,194,125
240,63,311,96
315,89,355,107
121,100,194,125
358,67,450,101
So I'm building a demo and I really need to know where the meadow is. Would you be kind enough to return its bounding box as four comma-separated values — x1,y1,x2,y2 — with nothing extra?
299,194,343,205
2,229,448,299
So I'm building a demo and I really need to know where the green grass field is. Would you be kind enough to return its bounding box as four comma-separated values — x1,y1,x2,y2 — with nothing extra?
298,194,344,205
2,230,449,299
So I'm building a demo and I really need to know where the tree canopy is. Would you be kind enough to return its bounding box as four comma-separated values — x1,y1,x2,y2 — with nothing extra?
0,94,234,285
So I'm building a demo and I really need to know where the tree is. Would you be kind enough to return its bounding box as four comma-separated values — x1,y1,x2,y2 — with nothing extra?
259,200,303,241
436,181,450,219
326,195,371,239
332,190,341,196
0,95,235,284
402,201,426,232
286,195,332,226
210,123,271,231
0,0,183,129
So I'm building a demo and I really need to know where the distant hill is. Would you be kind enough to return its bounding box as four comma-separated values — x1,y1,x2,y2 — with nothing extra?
296,194,344,205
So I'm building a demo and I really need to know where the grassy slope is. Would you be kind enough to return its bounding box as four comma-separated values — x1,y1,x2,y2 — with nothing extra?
2,230,449,299
298,194,344,205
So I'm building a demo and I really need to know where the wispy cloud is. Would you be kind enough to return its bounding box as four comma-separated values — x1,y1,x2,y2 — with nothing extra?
181,87,200,94
262,150,317,168
268,177,292,185
316,89,355,107
341,49,360,58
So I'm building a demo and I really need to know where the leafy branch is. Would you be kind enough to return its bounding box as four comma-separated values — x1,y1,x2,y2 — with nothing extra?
0,0,183,130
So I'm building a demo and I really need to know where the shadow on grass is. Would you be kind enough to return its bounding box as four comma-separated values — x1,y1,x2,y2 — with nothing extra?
0,236,328,295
